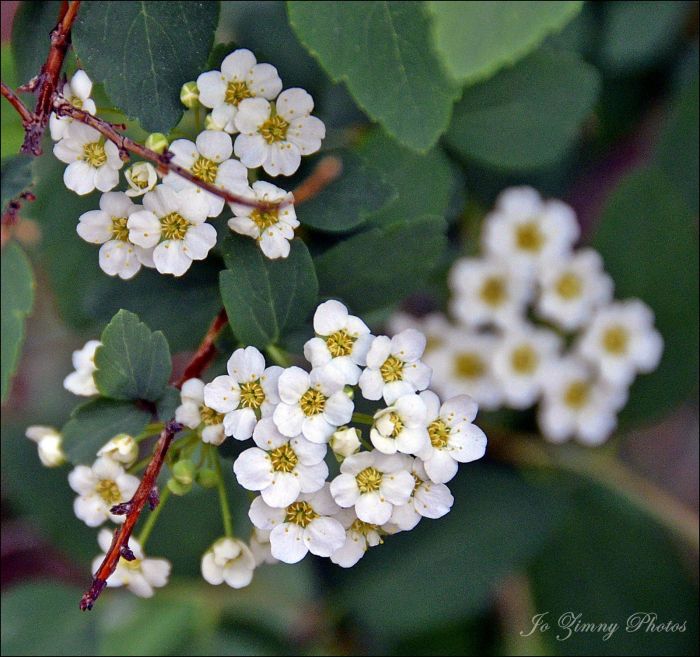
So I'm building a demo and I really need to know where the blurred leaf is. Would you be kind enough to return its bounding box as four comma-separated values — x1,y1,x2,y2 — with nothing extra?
1,242,35,402
530,482,699,655
315,215,447,313
62,398,150,464
207,40,238,69
593,167,699,425
287,1,459,152
297,150,396,233
1,45,24,159
445,49,600,170
334,464,572,637
73,1,219,133
11,1,62,87
1,154,34,213
94,310,171,402
156,386,181,421
220,235,318,349
428,1,582,84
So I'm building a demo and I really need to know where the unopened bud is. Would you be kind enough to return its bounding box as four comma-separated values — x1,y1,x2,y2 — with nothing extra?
97,433,138,466
145,132,168,154
330,426,361,459
196,468,218,488
172,459,195,485
180,81,199,108
125,162,158,197
204,113,225,131
26,426,66,468
167,477,192,496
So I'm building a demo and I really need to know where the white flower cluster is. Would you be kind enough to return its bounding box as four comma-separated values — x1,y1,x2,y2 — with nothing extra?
185,299,486,586
50,54,325,278
389,187,663,446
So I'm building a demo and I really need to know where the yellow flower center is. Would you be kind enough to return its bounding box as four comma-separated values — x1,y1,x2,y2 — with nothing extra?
602,325,629,355
82,141,107,167
327,329,356,357
386,412,404,438
511,345,538,375
191,155,219,184
300,388,326,416
269,443,298,473
120,557,143,571
555,271,583,299
96,479,122,504
454,352,485,379
160,212,189,240
285,500,318,528
200,405,224,426
250,208,280,231
239,380,265,410
356,466,382,493
225,80,252,106
349,518,383,541
260,113,289,144
111,216,130,242
516,221,545,252
564,380,590,409
380,355,404,383
480,276,507,307
70,95,84,109
412,472,424,494
428,419,450,448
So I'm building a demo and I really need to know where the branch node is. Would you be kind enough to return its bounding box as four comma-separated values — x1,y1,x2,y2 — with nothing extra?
148,486,160,510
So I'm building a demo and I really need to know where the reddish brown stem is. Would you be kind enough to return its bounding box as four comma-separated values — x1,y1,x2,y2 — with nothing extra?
173,308,229,387
0,81,33,125
292,155,343,205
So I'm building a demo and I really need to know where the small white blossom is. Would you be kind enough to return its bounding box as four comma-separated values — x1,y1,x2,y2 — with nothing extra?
92,529,171,598
163,130,249,217
249,528,278,566
197,49,283,133
97,433,138,466
304,300,373,385
53,122,124,195
63,339,101,396
577,300,663,387
125,162,158,197
228,181,299,259
203,347,282,441
370,393,429,455
201,537,256,589
127,185,216,277
482,186,580,272
248,485,346,564
234,88,325,176
175,378,226,445
417,391,486,484
359,329,432,404
329,450,414,525
25,425,65,467
330,508,383,568
233,417,328,508
273,366,354,443
77,192,153,280
50,70,96,141
330,427,362,459
387,311,453,357
68,457,139,527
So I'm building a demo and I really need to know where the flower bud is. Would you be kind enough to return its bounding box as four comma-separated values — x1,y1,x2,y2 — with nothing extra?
343,385,355,400
172,459,195,485
97,433,139,466
125,162,158,197
26,426,66,468
167,477,192,496
196,468,218,488
330,426,361,459
180,81,199,108
145,132,169,154
204,113,225,131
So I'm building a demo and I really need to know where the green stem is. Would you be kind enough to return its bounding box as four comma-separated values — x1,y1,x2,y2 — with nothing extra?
136,487,171,548
213,448,234,537
133,422,165,443
266,344,290,367
128,454,153,474
352,412,375,425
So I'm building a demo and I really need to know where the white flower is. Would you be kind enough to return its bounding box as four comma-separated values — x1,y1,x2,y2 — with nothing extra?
50,70,96,141
234,88,326,176
330,427,361,459
68,457,139,527
273,366,354,443
448,257,533,329
25,425,65,467
125,162,158,197
97,434,138,466
203,347,282,440
63,339,101,396
359,329,432,404
329,450,414,525
416,391,486,484
492,324,562,409
303,300,373,385
197,49,283,134
163,130,249,217
201,537,256,589
577,300,663,387
76,192,153,280
536,248,614,331
370,393,429,455
233,417,328,507
248,485,346,564
387,311,453,356
482,186,580,272
127,184,216,277
249,528,278,566
227,181,299,259
53,122,124,195
92,529,170,598
330,508,383,568
538,357,628,446
175,378,226,445
385,457,454,532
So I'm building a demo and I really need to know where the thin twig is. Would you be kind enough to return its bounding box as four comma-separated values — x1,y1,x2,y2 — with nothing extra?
0,81,33,125
291,155,343,205
173,308,228,387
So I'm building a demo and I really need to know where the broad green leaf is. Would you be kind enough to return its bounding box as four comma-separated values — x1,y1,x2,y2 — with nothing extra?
73,1,219,133
94,309,171,401
61,398,151,464
287,1,459,152
10,1,62,87
445,49,600,170
1,243,34,402
1,155,33,214
428,1,582,84
593,168,699,425
156,385,181,421
1,45,24,159
220,235,318,348
296,150,396,232
530,483,699,655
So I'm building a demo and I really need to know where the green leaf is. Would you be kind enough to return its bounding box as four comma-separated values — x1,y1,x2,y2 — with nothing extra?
94,309,171,401
1,242,34,402
10,1,62,87
296,150,396,232
73,1,219,133
1,45,25,159
593,168,699,425
287,1,459,152
220,235,318,348
156,385,181,421
1,154,33,214
445,49,600,170
314,215,447,312
61,398,150,464
428,1,582,84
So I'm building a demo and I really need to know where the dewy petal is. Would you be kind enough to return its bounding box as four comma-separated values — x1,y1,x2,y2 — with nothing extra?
127,210,161,248
234,133,268,169
196,70,227,109
77,210,112,244
391,328,426,362
64,160,96,195
329,473,360,507
390,502,421,531
224,407,257,441
331,534,366,568
270,523,308,564
449,422,487,463
211,103,238,134
291,435,327,465
184,222,217,260
248,63,283,99
264,142,301,177
441,395,479,425
100,190,134,217
276,88,314,121
228,346,266,381
221,48,257,81
277,366,310,404
273,403,305,437
365,335,393,369
379,470,413,506
196,130,233,163
302,414,335,444
261,472,300,508
248,496,286,530
203,375,240,413
94,164,120,193
304,337,331,367
234,448,274,491
168,139,198,169
259,228,291,259
355,492,392,525
234,97,271,133
216,159,248,193
358,369,385,401
313,299,348,335
286,115,325,155
297,460,328,493
423,450,459,484
414,481,454,519
323,392,354,426
153,240,192,277
143,184,180,218
304,517,345,557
